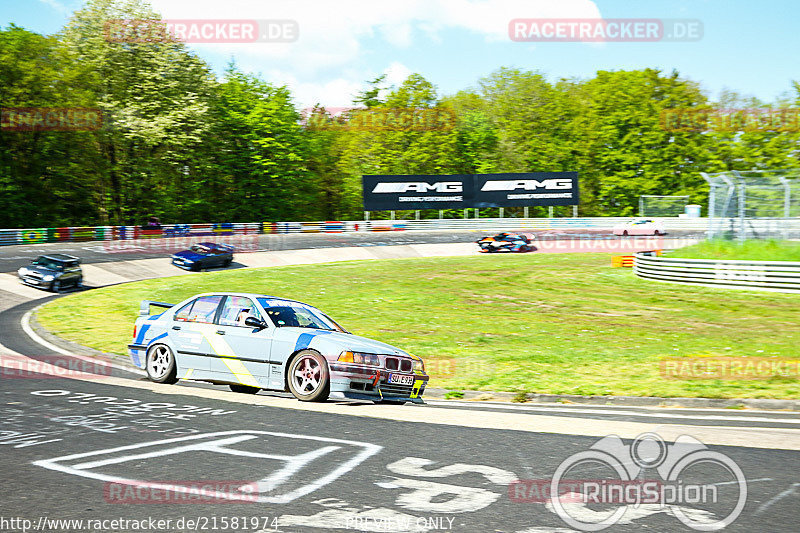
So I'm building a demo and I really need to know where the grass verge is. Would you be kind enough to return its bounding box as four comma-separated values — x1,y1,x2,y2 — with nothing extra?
668,239,800,262
36,253,800,398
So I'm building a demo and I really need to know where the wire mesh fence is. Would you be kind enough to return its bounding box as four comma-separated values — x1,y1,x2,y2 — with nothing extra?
701,169,800,241
639,195,690,217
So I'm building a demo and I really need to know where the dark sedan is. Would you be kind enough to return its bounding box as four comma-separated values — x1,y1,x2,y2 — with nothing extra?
171,242,234,271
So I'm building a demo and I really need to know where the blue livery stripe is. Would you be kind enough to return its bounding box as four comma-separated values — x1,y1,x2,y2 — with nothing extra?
294,330,333,352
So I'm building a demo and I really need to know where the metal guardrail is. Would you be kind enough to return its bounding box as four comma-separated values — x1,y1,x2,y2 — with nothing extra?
3,217,799,246
633,252,800,294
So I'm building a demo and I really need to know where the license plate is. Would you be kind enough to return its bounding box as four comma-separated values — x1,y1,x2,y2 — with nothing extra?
388,373,414,386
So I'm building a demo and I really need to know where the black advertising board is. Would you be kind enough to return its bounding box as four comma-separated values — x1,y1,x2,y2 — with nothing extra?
362,173,579,210
472,172,579,208
362,174,472,211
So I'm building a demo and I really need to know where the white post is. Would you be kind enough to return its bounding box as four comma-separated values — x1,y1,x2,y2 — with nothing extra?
573,205,578,217
439,210,443,219
415,210,420,220
390,210,395,220
475,208,480,218
548,206,554,218
524,206,529,218
364,211,370,221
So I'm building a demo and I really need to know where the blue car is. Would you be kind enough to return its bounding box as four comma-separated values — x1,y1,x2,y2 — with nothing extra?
171,242,234,271
128,293,428,404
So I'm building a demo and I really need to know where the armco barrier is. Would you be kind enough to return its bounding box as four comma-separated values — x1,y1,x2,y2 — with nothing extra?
2,217,798,246
633,252,800,294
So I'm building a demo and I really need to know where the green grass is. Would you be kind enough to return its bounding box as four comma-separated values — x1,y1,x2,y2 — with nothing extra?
36,253,800,399
669,239,800,262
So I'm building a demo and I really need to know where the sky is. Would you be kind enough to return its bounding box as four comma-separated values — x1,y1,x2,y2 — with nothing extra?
2,0,798,109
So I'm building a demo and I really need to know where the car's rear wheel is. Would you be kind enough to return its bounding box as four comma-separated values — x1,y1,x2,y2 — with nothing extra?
146,344,178,384
229,384,260,394
622,230,628,236
287,350,329,402
653,230,662,236
223,258,232,267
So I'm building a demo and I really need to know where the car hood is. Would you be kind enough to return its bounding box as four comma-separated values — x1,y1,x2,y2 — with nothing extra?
281,328,408,356
173,250,205,261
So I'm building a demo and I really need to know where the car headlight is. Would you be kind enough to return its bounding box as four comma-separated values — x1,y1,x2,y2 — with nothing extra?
412,358,425,373
42,275,54,281
18,268,28,275
338,351,380,366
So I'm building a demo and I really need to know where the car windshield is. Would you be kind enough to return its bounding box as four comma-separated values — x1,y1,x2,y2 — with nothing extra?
257,299,345,332
31,257,63,270
190,245,211,254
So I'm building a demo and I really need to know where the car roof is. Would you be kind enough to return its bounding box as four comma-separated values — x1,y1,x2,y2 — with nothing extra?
193,292,308,305
39,253,79,262
195,242,233,249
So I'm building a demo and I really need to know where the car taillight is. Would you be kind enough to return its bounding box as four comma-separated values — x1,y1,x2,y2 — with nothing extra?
133,325,137,340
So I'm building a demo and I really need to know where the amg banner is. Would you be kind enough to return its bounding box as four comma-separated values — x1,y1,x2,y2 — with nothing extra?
362,172,578,210
473,172,579,208
362,174,472,210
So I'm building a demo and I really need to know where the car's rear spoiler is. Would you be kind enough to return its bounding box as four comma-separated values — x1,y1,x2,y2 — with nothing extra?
139,300,175,316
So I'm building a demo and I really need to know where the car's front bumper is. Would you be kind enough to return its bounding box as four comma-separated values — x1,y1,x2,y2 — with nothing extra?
171,259,196,270
18,274,51,289
329,363,428,402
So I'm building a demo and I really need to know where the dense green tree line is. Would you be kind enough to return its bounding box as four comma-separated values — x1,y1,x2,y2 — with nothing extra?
1,0,798,228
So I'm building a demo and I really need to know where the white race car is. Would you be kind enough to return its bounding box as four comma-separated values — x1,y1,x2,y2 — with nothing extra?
612,219,666,236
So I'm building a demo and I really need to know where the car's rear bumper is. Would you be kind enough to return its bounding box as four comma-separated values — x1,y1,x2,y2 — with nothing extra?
128,344,147,368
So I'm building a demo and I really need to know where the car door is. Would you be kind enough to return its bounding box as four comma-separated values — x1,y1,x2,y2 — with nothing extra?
170,295,225,372
211,296,274,386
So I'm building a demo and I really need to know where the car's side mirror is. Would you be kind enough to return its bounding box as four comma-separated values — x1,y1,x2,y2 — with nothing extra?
245,317,266,329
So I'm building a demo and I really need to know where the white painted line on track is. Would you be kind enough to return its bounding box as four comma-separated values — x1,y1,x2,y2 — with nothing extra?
20,309,145,376
427,400,800,425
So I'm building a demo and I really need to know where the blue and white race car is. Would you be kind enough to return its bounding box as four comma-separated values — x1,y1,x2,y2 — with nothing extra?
128,293,428,403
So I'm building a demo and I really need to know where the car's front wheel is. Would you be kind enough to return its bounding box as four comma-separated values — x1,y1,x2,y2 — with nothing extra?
51,280,61,292
229,384,260,394
287,350,330,402
146,344,178,384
